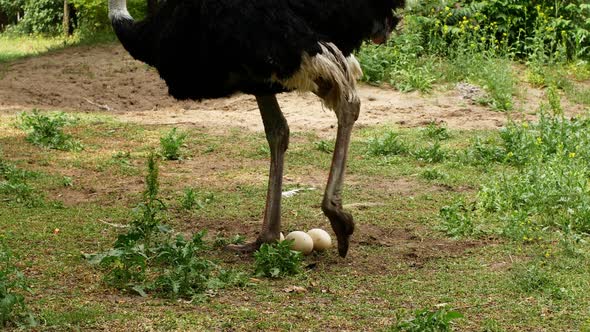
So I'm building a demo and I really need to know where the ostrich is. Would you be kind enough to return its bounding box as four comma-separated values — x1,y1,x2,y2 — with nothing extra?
107,0,405,257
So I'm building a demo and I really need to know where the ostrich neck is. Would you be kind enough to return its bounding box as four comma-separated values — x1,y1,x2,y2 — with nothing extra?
108,0,133,21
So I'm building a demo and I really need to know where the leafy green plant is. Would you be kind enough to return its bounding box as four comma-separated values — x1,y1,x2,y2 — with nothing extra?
180,187,202,211
160,128,187,160
439,201,475,238
86,244,148,290
86,154,244,299
0,158,43,207
0,241,35,328
459,136,506,166
18,110,82,151
179,188,214,211
412,141,447,163
423,122,450,140
254,241,303,278
151,233,214,299
441,94,590,242
390,307,463,332
367,131,409,156
314,140,333,153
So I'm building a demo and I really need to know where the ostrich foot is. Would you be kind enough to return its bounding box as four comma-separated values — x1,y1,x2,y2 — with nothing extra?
225,241,261,254
225,232,282,254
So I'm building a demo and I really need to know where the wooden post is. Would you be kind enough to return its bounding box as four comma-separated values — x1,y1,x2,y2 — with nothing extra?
63,0,70,37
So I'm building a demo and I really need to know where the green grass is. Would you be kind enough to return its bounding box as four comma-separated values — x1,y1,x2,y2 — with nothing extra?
0,31,117,64
0,35,69,63
2,108,590,330
0,31,589,329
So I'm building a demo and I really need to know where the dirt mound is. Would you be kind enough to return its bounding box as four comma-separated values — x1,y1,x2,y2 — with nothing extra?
1,43,519,132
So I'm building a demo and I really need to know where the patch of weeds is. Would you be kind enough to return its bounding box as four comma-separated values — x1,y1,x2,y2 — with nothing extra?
61,176,73,187
358,34,439,92
0,241,36,328
367,131,409,157
254,241,303,278
256,144,270,157
420,168,447,181
422,122,450,141
446,54,515,111
179,188,214,212
558,226,587,258
473,58,515,111
412,141,447,163
18,110,83,151
314,140,333,154
0,158,44,207
86,154,244,300
152,232,248,300
459,136,506,166
180,187,203,211
441,94,590,244
439,201,475,238
160,128,187,160
511,261,566,299
97,151,137,175
389,307,463,332
213,234,246,248
87,244,149,289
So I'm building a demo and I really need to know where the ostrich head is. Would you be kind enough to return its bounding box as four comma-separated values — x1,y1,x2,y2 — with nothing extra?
370,0,405,44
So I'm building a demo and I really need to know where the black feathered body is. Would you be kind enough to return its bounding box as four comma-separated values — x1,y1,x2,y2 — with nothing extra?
112,0,404,100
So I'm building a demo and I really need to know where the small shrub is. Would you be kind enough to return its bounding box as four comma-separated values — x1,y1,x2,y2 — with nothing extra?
390,307,463,332
439,201,475,238
151,233,215,299
423,122,450,141
18,110,82,151
254,241,303,278
87,245,148,289
180,187,202,211
367,131,409,156
412,141,447,163
160,128,187,160
179,188,214,211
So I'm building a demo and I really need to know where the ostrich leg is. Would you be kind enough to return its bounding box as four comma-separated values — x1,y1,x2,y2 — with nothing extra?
322,99,360,258
228,94,289,252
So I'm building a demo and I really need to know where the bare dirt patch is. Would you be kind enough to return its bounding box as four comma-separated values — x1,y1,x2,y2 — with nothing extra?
1,43,529,135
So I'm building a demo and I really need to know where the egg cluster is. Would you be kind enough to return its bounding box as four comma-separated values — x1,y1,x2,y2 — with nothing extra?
283,228,332,255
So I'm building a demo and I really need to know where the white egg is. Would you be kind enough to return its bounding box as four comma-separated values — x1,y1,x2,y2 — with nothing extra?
279,232,285,242
307,228,332,251
285,231,314,255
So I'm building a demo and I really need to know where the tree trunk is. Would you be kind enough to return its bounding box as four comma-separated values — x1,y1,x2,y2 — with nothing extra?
0,9,7,32
147,0,158,16
63,0,70,37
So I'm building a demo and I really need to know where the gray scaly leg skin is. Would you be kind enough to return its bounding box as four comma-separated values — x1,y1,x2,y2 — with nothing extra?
227,94,289,253
322,99,360,257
